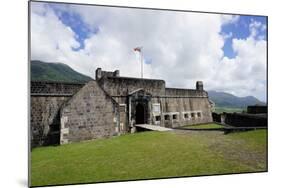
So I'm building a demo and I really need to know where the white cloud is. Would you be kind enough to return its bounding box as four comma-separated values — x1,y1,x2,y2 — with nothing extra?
210,20,267,101
249,19,264,38
221,32,233,40
31,3,82,71
221,15,240,25
30,2,267,102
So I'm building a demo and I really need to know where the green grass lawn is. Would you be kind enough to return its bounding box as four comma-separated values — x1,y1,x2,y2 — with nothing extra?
214,107,245,113
183,123,224,129
31,129,267,187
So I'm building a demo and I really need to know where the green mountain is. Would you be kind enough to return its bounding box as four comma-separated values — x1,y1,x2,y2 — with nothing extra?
208,90,265,108
31,60,93,83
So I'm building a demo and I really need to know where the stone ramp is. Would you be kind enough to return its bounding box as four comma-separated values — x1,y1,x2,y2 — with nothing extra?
135,124,172,131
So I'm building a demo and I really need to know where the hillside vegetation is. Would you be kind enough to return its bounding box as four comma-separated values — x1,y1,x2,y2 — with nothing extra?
208,90,265,108
31,60,93,83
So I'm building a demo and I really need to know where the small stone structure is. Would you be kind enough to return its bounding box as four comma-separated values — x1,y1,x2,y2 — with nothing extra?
212,105,267,128
223,113,267,127
31,68,213,147
247,105,267,114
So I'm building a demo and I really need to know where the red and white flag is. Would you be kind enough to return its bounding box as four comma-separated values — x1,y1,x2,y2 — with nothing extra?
133,47,142,52
133,46,143,78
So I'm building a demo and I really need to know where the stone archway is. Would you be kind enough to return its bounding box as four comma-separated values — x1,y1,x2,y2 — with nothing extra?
128,89,152,126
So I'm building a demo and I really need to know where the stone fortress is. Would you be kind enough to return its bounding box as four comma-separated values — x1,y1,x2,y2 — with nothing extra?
31,68,213,147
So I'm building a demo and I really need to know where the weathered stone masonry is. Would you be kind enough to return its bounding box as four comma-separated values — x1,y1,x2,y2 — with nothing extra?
96,71,213,129
31,81,84,147
60,81,119,144
31,69,213,147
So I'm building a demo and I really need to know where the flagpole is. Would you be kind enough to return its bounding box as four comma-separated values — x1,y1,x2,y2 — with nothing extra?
133,46,143,79
141,50,143,79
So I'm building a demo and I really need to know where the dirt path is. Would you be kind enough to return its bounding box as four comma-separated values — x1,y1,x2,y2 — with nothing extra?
171,129,267,171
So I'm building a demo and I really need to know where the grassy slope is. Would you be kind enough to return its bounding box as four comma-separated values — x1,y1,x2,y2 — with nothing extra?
31,129,267,186
214,106,245,113
183,123,223,129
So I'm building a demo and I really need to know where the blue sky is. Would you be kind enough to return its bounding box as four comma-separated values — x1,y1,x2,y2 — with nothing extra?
50,4,99,51
31,2,267,102
52,4,267,63
49,4,268,58
221,15,267,58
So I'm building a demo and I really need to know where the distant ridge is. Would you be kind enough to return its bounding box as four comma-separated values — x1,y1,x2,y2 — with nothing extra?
208,90,265,108
31,60,93,83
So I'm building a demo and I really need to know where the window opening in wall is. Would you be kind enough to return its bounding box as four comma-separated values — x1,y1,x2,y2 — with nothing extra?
191,113,195,118
164,115,170,120
184,113,189,119
197,112,201,118
155,116,161,121
173,114,178,120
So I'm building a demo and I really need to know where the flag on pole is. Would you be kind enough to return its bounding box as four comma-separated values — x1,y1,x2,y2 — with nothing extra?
133,46,143,78
133,47,142,52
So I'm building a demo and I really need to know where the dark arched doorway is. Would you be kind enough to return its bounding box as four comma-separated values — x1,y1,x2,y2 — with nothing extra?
135,103,145,124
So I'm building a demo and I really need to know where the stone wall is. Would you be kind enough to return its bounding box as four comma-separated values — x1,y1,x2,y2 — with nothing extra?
165,88,208,97
31,81,85,147
111,96,213,129
212,112,222,123
31,71,214,146
60,81,119,144
119,104,128,133
224,113,267,127
154,97,213,128
96,68,120,79
98,76,166,96
31,81,84,95
247,105,267,114
98,76,212,129
31,96,70,147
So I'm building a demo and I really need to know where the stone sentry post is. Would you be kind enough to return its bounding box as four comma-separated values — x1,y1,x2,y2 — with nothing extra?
95,68,120,80
95,68,102,80
196,81,204,91
113,70,120,77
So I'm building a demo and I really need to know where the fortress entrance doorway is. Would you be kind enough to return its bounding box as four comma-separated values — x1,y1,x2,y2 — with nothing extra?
135,103,145,124
128,89,152,126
